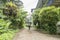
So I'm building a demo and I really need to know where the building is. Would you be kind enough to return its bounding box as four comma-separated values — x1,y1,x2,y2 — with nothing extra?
36,0,60,9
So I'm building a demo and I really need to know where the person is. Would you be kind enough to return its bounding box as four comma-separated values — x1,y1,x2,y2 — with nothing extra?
26,14,32,30
28,22,31,30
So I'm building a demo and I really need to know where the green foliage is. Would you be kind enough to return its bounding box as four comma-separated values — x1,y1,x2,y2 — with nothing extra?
0,1,27,40
1,0,7,3
33,6,60,34
1,0,15,3
2,2,27,29
0,29,18,40
0,19,11,33
3,2,17,17
32,9,40,25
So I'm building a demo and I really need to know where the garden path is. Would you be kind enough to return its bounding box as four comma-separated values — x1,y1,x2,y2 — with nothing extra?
13,27,60,40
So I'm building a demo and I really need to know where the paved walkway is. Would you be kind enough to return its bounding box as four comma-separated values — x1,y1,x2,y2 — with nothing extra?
13,28,60,40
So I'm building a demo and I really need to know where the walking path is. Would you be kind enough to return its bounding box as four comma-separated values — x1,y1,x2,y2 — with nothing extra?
13,28,60,40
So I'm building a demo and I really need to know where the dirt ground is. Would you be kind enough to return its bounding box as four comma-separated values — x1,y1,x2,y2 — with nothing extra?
13,28,60,40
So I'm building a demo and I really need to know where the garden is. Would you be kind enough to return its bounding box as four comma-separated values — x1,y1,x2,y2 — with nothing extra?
0,0,60,40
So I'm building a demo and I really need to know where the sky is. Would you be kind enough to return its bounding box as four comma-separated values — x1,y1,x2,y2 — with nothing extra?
20,0,38,13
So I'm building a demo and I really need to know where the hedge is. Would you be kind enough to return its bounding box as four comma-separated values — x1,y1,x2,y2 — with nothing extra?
33,6,60,34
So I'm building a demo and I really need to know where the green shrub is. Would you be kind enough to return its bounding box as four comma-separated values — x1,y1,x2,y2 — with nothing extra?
2,2,27,29
0,19,11,34
0,1,27,40
33,9,40,26
3,2,17,17
0,29,18,40
33,6,60,34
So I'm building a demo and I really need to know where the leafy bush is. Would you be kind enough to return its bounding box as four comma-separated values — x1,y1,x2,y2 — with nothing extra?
3,2,17,17
2,2,27,29
0,29,18,40
33,9,40,26
0,19,11,34
33,6,60,34
0,1,27,40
